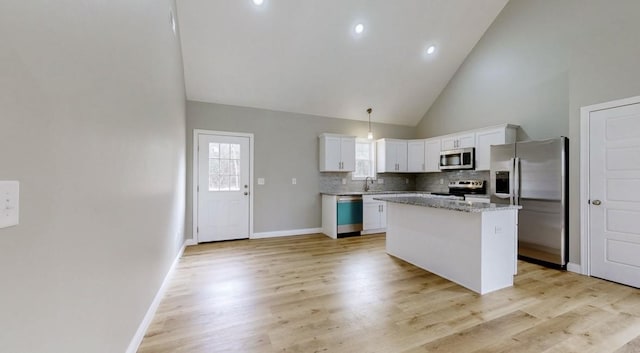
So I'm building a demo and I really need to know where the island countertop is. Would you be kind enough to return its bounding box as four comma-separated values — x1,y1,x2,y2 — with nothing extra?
320,190,432,196
373,196,522,213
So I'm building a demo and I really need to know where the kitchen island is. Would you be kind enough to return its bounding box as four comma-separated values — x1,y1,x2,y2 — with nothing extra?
374,196,521,295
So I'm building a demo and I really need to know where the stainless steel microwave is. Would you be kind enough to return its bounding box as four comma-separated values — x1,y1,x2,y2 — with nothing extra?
439,147,475,170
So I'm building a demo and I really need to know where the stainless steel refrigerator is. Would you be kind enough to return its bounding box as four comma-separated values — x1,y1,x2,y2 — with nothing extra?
490,137,568,268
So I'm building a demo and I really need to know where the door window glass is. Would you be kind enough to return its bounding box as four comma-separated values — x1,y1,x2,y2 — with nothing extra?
208,143,241,191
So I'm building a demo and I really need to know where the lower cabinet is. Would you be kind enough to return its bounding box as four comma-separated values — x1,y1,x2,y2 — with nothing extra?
362,195,390,234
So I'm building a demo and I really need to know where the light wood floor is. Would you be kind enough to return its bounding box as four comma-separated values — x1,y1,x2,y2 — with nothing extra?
138,233,640,353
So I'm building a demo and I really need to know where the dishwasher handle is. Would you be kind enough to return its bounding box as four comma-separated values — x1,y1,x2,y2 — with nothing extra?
337,196,363,203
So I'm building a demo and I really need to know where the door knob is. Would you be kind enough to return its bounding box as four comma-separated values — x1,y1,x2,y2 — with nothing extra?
592,200,601,205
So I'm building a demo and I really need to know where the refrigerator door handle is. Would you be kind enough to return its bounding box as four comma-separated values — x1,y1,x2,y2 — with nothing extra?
509,157,515,205
514,157,521,205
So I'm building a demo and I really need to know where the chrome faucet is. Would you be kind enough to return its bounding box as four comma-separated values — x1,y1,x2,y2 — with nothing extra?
364,176,373,192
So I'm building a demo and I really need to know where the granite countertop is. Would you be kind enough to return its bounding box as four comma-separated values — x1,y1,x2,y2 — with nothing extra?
320,190,432,196
373,196,522,213
464,194,490,198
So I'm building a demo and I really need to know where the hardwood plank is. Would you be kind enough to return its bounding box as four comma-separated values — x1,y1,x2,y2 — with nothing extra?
137,233,640,353
614,334,640,353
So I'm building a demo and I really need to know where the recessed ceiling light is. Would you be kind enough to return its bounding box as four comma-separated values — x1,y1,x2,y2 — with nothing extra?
253,0,264,5
354,23,364,34
426,45,436,55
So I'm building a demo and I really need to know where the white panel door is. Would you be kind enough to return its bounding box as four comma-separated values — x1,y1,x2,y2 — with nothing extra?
362,202,382,230
589,102,640,288
197,134,250,242
407,140,425,172
323,135,342,171
424,139,441,172
475,128,505,171
457,133,476,148
395,140,408,172
340,136,356,171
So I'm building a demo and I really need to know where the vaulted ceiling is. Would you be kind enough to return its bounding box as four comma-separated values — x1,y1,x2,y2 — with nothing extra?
176,0,508,126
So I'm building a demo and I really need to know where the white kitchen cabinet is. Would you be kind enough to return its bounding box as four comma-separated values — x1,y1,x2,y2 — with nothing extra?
319,133,356,172
407,140,425,172
474,125,517,171
362,194,389,234
376,139,407,173
441,132,475,150
424,138,441,172
407,138,440,172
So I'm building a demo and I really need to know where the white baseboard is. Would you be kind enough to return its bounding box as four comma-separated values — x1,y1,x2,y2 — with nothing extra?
361,229,386,235
125,241,187,353
252,227,322,239
184,238,197,246
567,262,582,274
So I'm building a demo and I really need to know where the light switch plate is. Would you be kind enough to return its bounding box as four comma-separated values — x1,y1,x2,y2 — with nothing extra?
257,178,265,185
0,181,19,229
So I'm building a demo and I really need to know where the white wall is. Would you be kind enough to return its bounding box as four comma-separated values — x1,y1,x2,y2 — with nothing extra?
0,1,186,352
186,101,416,237
416,0,640,265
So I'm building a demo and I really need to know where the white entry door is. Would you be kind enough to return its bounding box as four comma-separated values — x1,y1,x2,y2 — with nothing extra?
197,133,251,242
589,102,640,288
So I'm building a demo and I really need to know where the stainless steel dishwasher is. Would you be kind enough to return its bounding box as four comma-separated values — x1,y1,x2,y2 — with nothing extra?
336,195,363,235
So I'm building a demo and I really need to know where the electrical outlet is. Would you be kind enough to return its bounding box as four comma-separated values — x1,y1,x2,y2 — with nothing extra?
292,178,297,185
405,178,409,184
0,181,19,229
341,178,347,185
439,178,444,185
378,178,384,184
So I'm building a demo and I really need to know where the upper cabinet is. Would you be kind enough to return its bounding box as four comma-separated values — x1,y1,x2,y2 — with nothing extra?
376,139,408,173
319,133,356,172
424,138,442,172
474,125,517,171
407,138,441,172
441,132,475,150
407,140,425,172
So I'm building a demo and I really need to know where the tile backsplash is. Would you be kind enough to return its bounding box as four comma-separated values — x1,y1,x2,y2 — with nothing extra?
319,172,416,193
416,170,490,193
319,170,490,194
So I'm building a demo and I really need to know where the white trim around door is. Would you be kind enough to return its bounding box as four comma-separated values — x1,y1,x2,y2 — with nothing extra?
192,129,254,243
580,95,640,276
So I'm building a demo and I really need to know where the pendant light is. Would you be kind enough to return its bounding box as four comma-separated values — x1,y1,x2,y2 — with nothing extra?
367,108,373,139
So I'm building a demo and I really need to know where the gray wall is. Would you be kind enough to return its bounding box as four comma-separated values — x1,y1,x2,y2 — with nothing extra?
186,101,416,236
416,0,640,265
0,1,187,352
